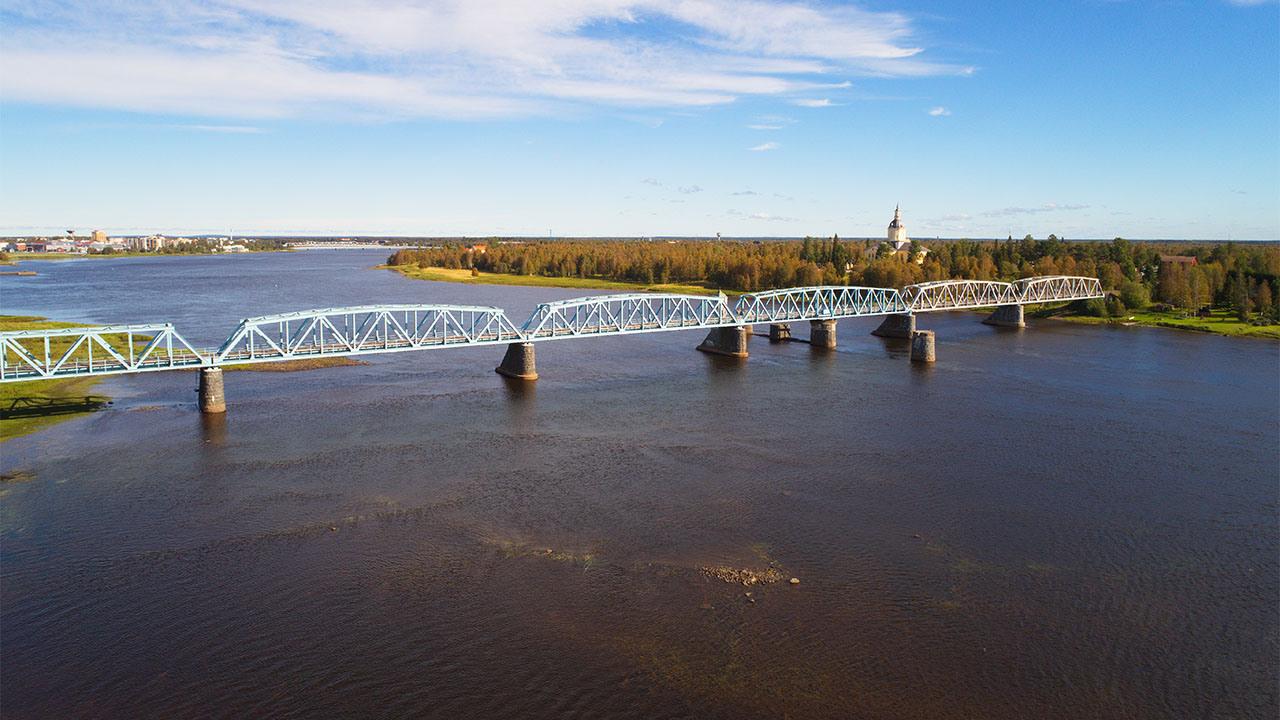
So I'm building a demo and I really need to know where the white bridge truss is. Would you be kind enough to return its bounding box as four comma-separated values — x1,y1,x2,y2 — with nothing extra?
1013,276,1103,304
214,305,524,363
521,293,735,340
735,286,910,324
0,276,1104,382
0,323,205,381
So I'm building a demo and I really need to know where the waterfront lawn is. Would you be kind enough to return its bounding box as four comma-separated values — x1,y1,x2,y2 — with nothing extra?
385,264,725,296
0,316,116,441
1052,307,1280,339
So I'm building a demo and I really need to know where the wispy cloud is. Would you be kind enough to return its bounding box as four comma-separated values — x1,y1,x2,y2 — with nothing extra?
641,178,664,186
732,190,760,196
171,124,266,134
747,212,798,222
678,185,704,194
0,1,971,121
749,142,780,151
980,203,1089,218
792,98,834,108
746,113,795,130
928,106,951,116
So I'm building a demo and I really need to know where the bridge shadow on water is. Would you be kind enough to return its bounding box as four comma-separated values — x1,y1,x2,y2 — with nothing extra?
1,395,111,419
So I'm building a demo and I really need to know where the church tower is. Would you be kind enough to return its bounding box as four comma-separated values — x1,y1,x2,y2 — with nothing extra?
887,205,908,249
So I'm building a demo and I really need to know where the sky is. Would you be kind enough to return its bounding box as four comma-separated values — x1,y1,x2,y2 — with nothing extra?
1,0,1277,239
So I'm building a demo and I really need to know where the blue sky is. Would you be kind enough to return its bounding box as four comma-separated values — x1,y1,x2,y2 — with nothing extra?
1,0,1277,239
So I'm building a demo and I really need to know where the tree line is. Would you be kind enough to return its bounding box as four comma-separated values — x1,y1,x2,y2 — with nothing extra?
388,236,1280,323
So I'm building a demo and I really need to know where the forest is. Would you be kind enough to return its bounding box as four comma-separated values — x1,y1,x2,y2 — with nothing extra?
388,236,1280,323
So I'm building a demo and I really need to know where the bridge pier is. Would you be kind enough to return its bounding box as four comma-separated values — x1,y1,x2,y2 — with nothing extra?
198,367,227,413
910,330,936,363
809,319,837,349
871,313,915,338
495,342,539,380
697,326,748,358
768,323,791,343
983,304,1026,328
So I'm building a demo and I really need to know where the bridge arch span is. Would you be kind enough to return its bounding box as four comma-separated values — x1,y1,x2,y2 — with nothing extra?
1013,275,1103,303
902,280,1019,312
734,286,908,323
520,293,735,340
214,304,523,364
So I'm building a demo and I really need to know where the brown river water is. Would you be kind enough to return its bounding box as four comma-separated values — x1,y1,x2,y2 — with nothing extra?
1,251,1277,719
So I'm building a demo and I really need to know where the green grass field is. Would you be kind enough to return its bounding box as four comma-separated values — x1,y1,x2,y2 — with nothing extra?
384,264,728,296
0,316,114,441
1052,307,1280,339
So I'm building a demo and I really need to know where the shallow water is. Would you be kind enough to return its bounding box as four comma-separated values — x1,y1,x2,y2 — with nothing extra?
2,252,1278,719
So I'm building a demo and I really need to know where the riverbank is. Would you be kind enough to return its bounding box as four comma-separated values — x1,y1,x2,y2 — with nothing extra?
1045,307,1280,340
383,264,724,295
0,316,110,441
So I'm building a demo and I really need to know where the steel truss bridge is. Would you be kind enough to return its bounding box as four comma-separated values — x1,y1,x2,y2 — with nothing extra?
1,276,1102,382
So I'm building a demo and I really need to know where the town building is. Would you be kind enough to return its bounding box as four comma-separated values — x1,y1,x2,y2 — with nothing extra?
1159,254,1198,267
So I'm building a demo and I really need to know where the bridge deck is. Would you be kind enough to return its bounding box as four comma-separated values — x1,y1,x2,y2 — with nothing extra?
1,276,1103,382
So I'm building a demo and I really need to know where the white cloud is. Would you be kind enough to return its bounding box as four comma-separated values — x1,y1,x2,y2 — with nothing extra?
928,106,951,116
792,98,834,108
0,0,971,120
749,142,780,151
747,124,784,130
173,124,266,133
732,190,760,196
678,185,704,194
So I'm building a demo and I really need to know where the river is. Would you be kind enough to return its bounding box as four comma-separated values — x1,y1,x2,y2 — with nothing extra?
2,251,1277,719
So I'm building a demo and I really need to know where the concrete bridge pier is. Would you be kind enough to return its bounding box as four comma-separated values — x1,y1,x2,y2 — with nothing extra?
809,319,837,349
495,342,539,380
871,313,915,338
983,304,1025,328
910,330,936,363
768,323,792,343
198,367,227,413
697,326,748,358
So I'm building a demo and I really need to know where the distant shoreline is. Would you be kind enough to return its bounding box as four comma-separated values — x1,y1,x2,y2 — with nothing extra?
2,248,292,264
382,264,726,296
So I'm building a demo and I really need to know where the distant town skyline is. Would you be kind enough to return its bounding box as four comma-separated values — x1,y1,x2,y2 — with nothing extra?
1,0,1277,239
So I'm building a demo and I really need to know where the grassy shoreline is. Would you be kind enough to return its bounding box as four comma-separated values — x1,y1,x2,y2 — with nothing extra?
1044,308,1280,339
383,264,727,295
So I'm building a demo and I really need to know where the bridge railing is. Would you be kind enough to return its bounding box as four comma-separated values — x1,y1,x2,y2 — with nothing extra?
0,323,206,381
213,305,523,364
734,286,909,323
521,293,736,340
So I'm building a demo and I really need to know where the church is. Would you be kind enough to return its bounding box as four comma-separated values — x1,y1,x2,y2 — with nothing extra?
886,205,928,264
